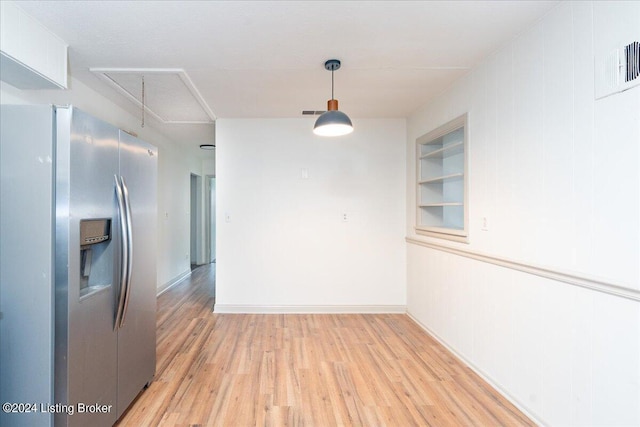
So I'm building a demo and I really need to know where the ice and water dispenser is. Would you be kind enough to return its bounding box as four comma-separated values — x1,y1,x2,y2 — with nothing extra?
79,218,112,297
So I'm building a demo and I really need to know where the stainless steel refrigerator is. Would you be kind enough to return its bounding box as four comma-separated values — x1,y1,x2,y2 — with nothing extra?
0,105,157,427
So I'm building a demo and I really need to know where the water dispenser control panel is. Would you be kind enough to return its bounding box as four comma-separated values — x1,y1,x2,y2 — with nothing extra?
80,219,111,247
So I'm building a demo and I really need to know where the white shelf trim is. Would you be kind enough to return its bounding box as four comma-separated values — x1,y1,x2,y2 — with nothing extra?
418,172,464,185
419,202,463,207
406,237,640,302
419,141,464,159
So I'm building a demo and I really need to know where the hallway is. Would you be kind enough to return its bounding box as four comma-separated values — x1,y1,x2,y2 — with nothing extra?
117,263,533,426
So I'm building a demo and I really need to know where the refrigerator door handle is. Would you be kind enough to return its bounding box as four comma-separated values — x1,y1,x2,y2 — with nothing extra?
119,176,134,328
114,175,129,330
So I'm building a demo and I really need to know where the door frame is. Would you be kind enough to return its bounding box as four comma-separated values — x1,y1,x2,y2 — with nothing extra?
204,175,216,263
189,173,203,266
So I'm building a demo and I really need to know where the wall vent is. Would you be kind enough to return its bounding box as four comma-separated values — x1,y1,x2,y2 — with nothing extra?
596,41,640,100
624,41,639,82
301,110,326,116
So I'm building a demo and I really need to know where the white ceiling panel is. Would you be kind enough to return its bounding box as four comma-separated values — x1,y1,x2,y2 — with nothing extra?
92,69,215,123
14,0,560,147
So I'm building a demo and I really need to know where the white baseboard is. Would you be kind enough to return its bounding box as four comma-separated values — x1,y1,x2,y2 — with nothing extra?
405,312,546,427
212,304,407,314
157,269,192,296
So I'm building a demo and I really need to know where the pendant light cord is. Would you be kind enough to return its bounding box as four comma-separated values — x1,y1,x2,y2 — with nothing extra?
331,68,334,100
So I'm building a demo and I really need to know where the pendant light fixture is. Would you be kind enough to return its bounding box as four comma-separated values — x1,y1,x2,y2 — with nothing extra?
313,59,353,137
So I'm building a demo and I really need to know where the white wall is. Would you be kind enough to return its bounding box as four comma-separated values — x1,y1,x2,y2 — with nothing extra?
202,155,215,177
0,77,202,290
406,2,640,425
157,143,203,289
215,118,406,311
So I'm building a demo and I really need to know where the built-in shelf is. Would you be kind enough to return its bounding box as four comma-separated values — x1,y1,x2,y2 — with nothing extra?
418,173,464,185
419,141,464,159
419,202,463,207
416,114,468,242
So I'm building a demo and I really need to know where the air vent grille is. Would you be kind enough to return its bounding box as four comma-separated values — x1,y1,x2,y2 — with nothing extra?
625,41,639,83
302,110,326,116
596,40,640,100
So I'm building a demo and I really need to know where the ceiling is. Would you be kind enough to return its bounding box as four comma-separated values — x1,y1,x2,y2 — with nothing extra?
16,0,559,149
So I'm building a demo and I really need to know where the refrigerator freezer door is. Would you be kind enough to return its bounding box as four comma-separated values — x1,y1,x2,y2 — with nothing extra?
116,130,158,417
57,107,120,427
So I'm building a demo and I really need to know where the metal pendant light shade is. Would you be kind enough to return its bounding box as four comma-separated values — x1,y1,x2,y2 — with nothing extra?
313,59,353,137
313,110,353,136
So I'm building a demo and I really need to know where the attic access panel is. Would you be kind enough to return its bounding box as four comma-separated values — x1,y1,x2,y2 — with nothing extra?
91,68,215,124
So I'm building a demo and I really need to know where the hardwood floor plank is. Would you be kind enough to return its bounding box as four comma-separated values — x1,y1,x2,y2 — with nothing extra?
116,264,535,427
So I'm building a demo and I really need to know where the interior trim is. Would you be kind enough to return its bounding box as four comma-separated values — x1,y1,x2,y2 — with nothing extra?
212,304,407,314
406,312,545,426
406,237,640,302
90,67,216,123
157,269,192,296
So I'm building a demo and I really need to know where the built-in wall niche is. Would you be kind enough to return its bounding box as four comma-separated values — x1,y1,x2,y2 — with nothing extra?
416,113,468,242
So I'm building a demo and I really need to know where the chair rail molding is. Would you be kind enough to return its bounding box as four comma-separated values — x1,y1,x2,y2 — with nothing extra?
406,237,640,302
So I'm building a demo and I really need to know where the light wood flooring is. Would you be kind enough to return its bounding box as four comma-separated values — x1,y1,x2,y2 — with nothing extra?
116,264,534,426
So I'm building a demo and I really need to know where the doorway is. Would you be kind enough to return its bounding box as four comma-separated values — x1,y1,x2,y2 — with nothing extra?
190,173,202,268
